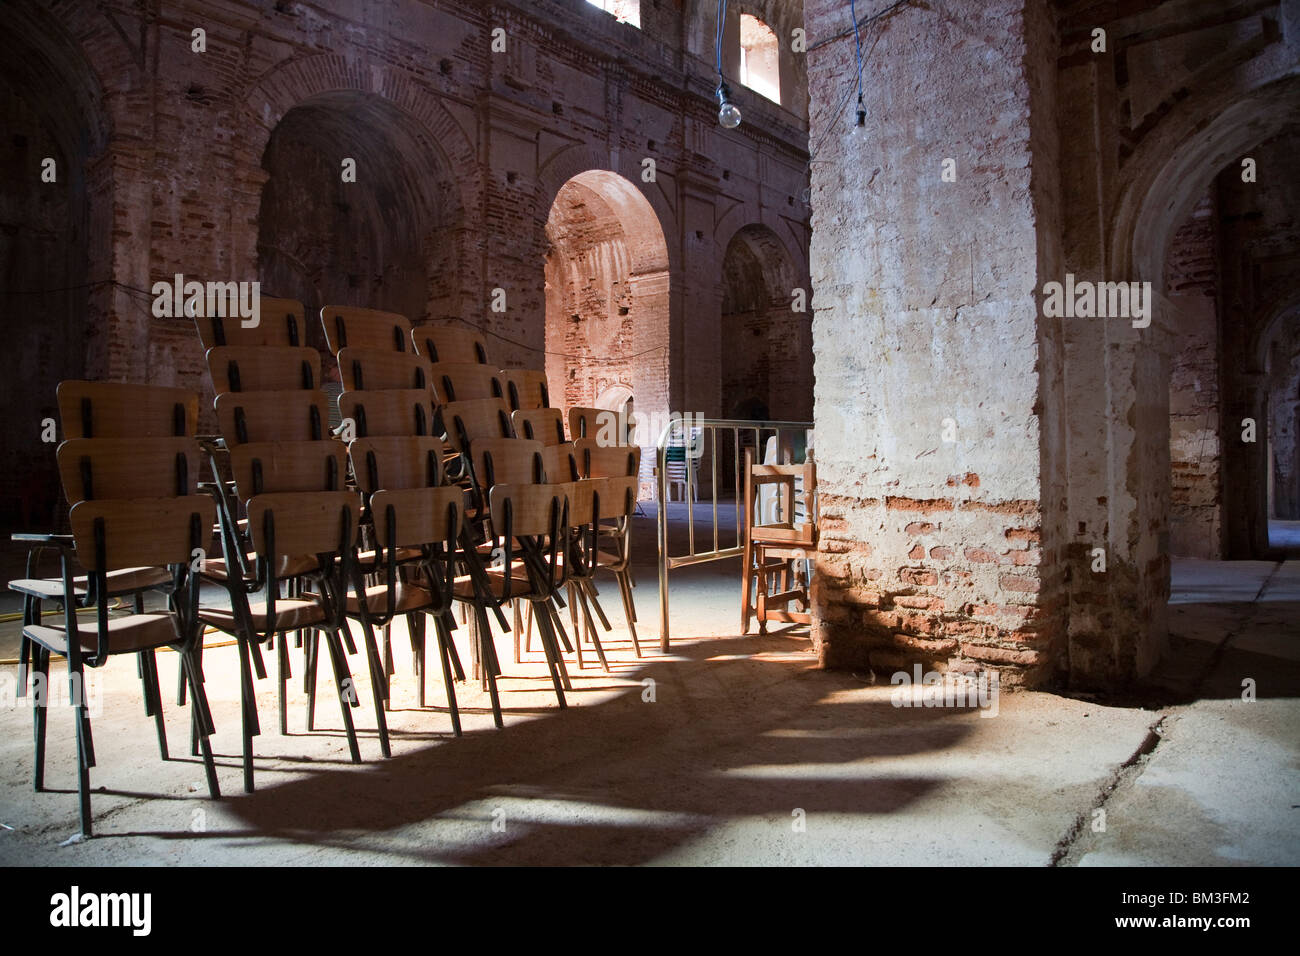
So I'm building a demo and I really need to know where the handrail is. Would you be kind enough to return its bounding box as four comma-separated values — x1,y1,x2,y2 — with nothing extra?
655,417,814,650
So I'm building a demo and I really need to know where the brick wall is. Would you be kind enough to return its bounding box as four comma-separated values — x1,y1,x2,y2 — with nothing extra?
2,0,812,531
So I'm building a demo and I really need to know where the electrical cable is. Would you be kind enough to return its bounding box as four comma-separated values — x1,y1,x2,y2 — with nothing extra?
806,0,913,170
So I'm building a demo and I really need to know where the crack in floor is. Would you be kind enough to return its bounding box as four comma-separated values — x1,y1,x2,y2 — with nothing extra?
1048,559,1284,867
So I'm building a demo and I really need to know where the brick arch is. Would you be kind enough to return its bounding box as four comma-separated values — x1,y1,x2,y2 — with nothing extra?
542,165,673,441
1109,76,1300,287
715,206,807,287
1254,292,1300,368
236,55,482,322
719,222,812,421
238,54,479,221
1080,67,1300,671
5,0,126,157
681,0,800,64
536,143,679,275
1,0,120,531
721,223,797,310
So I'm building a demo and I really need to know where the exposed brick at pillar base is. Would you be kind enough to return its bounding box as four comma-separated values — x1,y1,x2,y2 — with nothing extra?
810,494,1064,688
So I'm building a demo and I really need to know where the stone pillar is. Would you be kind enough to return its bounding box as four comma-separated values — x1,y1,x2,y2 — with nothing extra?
676,170,723,421
805,0,1064,687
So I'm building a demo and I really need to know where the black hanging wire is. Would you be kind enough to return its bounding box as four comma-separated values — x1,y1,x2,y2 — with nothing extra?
850,0,866,126
806,0,917,172
714,0,736,124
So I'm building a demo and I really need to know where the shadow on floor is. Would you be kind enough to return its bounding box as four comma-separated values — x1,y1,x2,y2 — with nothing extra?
114,633,976,865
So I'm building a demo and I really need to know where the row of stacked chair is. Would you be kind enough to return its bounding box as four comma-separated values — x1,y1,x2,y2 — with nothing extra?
10,300,643,836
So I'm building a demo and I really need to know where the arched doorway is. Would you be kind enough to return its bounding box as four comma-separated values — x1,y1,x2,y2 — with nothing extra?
543,169,669,449
720,224,809,422
257,91,460,352
1085,72,1300,678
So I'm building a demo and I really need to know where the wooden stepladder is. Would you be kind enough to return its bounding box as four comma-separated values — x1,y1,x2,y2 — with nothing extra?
740,447,817,635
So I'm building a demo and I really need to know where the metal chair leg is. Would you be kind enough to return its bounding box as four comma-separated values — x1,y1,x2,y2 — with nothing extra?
141,650,168,760
69,656,93,837
32,645,49,792
277,631,290,735
305,630,320,732
236,636,259,793
182,649,221,800
433,615,462,737
358,619,392,758
322,627,362,763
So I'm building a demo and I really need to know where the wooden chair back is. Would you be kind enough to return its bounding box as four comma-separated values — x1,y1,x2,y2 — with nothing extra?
58,437,200,504
69,496,215,572
488,483,569,539
574,439,640,479
338,389,436,438
369,487,461,550
499,368,549,411
337,347,429,392
436,398,513,453
470,438,544,490
567,406,629,443
246,491,360,560
193,296,307,350
57,381,197,439
348,437,444,494
411,323,490,365
206,346,321,394
512,407,566,445
541,443,580,483
229,440,347,502
599,476,639,518
320,306,412,356
429,362,504,404
743,448,818,547
215,390,327,446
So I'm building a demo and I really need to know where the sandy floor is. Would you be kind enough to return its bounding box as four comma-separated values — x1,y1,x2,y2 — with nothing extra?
0,512,1296,866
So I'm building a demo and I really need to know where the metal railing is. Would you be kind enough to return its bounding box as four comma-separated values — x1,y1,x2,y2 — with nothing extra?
655,418,814,650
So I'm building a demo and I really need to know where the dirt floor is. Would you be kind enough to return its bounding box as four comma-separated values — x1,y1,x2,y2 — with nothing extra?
0,509,1296,866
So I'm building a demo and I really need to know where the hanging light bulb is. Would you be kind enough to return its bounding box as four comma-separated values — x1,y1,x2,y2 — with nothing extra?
850,93,867,140
716,80,742,129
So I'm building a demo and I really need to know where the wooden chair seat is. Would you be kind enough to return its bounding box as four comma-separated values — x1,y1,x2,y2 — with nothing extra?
353,547,423,570
199,597,326,633
346,580,432,615
9,566,173,601
452,567,532,600
750,521,816,547
25,613,180,657
199,554,318,581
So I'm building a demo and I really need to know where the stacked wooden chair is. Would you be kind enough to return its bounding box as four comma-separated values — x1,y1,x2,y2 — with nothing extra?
327,306,459,720
195,308,386,789
347,437,467,735
8,382,219,837
566,405,643,653
451,437,574,714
